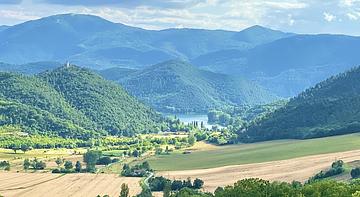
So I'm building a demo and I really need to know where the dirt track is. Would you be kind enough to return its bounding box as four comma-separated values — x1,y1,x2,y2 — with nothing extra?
0,173,141,197
158,149,360,192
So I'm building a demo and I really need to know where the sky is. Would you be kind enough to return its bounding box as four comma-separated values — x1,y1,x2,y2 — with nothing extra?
0,0,360,35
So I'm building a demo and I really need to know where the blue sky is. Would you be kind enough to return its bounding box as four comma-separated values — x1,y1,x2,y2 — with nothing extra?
0,0,360,35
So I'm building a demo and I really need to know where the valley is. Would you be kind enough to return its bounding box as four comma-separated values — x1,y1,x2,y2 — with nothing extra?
1,8,360,197
2,134,360,196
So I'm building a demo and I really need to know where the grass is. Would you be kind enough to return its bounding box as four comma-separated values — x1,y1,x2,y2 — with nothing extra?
147,133,360,171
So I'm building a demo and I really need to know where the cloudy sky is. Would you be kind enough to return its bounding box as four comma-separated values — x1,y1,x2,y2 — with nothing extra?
0,0,360,35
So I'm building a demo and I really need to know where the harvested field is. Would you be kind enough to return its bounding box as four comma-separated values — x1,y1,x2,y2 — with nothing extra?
158,149,360,192
148,133,360,170
0,173,141,197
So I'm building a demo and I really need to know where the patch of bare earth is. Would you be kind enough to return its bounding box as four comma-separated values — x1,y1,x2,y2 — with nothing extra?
158,150,360,192
0,173,141,197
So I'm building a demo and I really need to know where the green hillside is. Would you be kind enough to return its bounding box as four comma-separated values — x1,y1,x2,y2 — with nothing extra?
243,66,360,142
0,66,164,139
102,60,279,113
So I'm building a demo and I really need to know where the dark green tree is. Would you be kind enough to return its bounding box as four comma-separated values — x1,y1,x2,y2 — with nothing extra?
64,160,73,170
120,183,129,197
75,161,82,172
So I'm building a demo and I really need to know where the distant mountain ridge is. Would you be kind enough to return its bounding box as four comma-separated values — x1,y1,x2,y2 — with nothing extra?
0,65,163,138
100,60,279,113
0,25,8,32
0,14,291,69
243,66,360,142
2,13,360,98
193,34,360,97
0,61,62,74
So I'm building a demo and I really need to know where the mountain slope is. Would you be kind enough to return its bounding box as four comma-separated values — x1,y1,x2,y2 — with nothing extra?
39,66,163,135
101,60,279,113
243,66,360,142
0,66,163,138
193,34,360,97
0,72,97,138
0,14,290,68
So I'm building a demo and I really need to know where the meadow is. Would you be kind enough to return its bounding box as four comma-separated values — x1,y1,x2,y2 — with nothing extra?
147,133,360,171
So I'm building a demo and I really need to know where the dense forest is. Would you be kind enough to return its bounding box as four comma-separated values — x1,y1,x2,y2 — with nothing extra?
100,60,278,113
208,100,287,129
242,66,360,142
0,65,165,139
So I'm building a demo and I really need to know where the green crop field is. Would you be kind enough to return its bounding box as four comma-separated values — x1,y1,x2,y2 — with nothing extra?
147,133,360,171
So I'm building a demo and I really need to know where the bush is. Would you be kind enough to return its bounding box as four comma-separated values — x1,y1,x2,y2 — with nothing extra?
351,168,360,179
52,169,61,173
0,161,10,170
31,158,46,170
308,160,345,182
96,156,112,165
149,176,204,192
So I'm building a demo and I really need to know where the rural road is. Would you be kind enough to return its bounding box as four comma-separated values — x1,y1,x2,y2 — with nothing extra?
144,172,154,188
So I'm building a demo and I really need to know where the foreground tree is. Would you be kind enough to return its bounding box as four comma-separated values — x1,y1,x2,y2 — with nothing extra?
75,161,82,172
23,158,31,170
163,182,171,197
55,157,64,167
20,144,30,153
64,160,73,170
188,134,196,146
9,144,20,154
120,183,129,197
83,150,102,172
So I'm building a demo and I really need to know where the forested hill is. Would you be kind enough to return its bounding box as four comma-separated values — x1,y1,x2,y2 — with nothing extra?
243,66,360,142
101,60,279,113
0,65,164,139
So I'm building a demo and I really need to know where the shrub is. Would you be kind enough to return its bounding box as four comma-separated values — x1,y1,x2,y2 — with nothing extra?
96,156,112,165
351,168,360,179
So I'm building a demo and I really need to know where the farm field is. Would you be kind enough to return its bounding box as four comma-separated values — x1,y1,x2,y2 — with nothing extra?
0,148,86,172
158,149,360,192
0,172,142,197
147,133,360,171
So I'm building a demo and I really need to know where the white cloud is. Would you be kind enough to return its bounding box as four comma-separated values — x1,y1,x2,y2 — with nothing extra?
323,12,336,22
0,0,359,35
340,0,360,7
264,1,308,9
347,12,359,20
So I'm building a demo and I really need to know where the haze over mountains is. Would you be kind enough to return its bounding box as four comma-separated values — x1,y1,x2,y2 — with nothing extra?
193,34,360,96
0,13,359,142
0,14,290,69
1,13,360,100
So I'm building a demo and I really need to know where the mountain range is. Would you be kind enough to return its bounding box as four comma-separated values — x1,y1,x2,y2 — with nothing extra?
0,65,163,139
243,66,360,142
1,13,360,99
193,34,360,97
0,14,291,69
99,60,278,113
